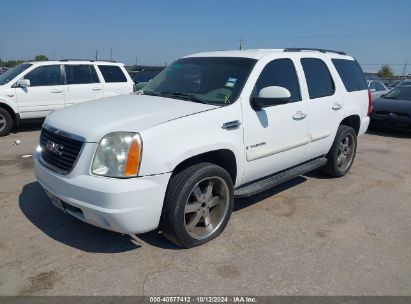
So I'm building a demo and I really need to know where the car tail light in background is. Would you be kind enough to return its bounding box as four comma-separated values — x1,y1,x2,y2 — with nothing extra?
367,90,372,115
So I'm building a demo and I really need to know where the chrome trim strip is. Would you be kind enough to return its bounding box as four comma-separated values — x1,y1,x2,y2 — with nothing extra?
310,132,330,143
247,138,309,161
43,123,87,142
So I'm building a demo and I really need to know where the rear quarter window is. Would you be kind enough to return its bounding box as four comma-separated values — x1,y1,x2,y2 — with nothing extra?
98,65,127,83
331,59,367,92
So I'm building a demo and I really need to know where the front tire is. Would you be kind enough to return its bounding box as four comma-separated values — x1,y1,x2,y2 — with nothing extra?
0,108,13,137
322,125,357,177
161,163,234,248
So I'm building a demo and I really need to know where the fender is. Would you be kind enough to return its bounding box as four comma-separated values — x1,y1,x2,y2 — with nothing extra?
0,98,19,126
0,98,19,114
138,102,246,187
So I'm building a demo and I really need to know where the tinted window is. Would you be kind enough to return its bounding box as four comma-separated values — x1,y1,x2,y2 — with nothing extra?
0,63,32,85
144,57,256,105
332,59,367,92
98,65,127,82
375,82,386,91
65,65,99,84
133,69,163,83
384,86,411,101
254,59,301,102
301,58,335,99
24,65,62,87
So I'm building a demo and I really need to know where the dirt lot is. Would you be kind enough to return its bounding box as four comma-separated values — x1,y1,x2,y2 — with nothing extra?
0,122,410,296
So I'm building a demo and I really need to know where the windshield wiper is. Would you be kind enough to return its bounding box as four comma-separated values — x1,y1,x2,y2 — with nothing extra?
140,90,161,96
160,92,207,104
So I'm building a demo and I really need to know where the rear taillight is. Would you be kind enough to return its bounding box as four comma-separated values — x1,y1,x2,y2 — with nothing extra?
367,90,372,115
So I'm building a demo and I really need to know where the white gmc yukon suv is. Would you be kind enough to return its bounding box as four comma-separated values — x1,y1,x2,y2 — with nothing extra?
34,48,371,248
0,60,134,136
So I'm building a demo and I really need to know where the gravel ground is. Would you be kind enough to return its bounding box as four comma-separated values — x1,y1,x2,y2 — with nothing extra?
0,122,410,296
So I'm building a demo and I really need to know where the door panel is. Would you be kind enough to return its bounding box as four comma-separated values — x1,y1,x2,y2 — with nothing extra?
15,64,65,116
242,58,309,184
64,64,103,106
300,58,344,160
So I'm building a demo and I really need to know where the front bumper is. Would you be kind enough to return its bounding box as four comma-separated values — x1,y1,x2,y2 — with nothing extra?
34,152,171,234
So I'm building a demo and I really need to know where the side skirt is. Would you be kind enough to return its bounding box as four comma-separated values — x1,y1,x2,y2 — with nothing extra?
234,157,328,198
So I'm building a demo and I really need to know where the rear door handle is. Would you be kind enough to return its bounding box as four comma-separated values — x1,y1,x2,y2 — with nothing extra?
292,111,307,120
222,120,241,130
51,89,63,93
332,103,343,111
92,87,102,91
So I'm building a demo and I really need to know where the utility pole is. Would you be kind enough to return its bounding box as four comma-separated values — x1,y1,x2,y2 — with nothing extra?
135,57,138,66
95,50,98,61
239,38,243,50
110,47,113,61
403,60,408,77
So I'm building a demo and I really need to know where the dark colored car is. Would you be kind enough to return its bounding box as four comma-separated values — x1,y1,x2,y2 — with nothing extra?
132,67,164,90
371,85,411,129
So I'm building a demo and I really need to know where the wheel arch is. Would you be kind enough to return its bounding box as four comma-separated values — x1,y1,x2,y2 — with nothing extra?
340,114,360,135
0,101,19,128
171,149,238,185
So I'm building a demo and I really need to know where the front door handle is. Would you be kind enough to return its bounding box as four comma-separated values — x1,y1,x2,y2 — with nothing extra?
51,89,63,93
92,87,102,91
222,120,241,130
332,103,343,111
292,111,307,120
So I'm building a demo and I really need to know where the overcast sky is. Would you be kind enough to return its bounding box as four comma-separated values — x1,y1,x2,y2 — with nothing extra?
1,0,410,74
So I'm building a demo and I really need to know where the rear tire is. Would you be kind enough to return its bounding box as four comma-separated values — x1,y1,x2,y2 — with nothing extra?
0,108,13,137
161,163,234,248
322,125,357,177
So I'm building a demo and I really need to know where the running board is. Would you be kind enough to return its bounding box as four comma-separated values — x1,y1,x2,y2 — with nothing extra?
234,157,328,198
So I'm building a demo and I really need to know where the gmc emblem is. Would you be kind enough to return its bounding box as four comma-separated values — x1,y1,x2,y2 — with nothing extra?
46,140,64,155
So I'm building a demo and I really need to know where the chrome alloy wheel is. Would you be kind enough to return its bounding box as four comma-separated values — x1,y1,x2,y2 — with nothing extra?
184,176,230,240
0,113,6,133
337,133,356,171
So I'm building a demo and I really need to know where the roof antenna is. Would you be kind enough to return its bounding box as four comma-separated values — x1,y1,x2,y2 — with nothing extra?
239,38,243,50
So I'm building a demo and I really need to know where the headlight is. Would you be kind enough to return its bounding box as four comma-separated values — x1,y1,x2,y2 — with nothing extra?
91,132,142,178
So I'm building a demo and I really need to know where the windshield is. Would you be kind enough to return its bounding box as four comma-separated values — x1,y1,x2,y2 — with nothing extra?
142,57,257,105
0,63,32,85
384,86,411,101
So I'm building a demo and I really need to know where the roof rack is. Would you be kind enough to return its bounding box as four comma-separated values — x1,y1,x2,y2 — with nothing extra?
59,59,117,63
283,48,346,55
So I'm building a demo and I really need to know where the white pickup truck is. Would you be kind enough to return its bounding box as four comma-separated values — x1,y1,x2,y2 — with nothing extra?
34,48,370,248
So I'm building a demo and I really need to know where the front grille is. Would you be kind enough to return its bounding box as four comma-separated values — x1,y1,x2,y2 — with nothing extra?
39,128,84,174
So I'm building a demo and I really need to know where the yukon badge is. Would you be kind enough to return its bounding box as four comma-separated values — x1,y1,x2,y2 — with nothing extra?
46,140,64,155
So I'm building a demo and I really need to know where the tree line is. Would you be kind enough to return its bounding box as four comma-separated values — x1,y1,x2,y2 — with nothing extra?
0,55,48,68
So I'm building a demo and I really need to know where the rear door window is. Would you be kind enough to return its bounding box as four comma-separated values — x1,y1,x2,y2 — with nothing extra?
301,58,335,99
98,65,127,83
331,59,367,92
65,65,99,84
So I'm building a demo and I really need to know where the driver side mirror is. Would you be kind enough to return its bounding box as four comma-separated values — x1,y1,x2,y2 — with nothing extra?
16,79,31,88
250,86,291,110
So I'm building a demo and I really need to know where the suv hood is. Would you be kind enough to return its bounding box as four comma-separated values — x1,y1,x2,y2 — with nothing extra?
45,94,217,142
